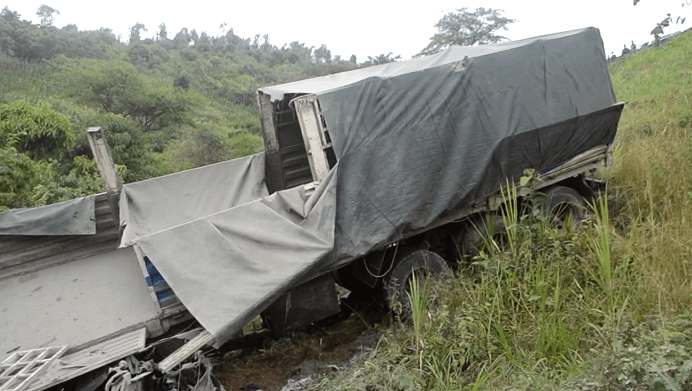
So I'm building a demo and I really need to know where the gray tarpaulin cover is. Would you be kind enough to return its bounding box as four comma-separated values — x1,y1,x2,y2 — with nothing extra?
120,27,623,346
119,153,268,246
0,196,95,235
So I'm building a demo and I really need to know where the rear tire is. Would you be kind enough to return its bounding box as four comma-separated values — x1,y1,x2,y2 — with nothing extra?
461,214,507,262
544,186,586,233
383,249,448,320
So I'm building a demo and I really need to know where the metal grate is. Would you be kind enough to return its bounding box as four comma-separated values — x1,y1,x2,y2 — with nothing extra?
28,328,146,391
0,346,67,391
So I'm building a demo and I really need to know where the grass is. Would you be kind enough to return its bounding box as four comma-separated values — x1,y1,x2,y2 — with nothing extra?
308,31,692,390
407,272,428,366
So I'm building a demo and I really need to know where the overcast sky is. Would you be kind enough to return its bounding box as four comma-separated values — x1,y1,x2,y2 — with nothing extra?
2,0,690,61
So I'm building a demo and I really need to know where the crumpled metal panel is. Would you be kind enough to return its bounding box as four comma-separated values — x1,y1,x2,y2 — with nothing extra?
26,328,146,391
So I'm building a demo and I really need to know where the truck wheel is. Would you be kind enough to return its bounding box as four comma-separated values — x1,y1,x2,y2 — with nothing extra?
461,214,506,262
544,186,586,233
383,249,448,320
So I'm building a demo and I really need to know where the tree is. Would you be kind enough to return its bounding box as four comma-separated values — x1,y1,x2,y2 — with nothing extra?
157,23,168,41
172,127,230,168
0,10,42,61
128,40,169,69
634,1,689,45
282,41,313,65
651,14,672,45
0,100,78,210
73,59,195,131
648,12,687,46
173,27,191,48
129,22,146,43
36,5,59,27
0,100,73,159
198,31,210,45
364,52,401,66
0,146,51,210
313,44,331,63
419,7,516,56
174,76,189,90
1,6,20,23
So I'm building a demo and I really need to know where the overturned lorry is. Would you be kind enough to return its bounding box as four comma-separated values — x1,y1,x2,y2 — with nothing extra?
0,27,623,390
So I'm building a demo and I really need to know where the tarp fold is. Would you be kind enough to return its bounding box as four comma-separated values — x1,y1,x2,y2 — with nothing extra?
133,170,337,347
0,196,95,235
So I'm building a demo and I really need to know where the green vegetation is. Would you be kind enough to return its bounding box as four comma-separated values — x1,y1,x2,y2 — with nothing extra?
419,7,516,56
310,32,692,390
0,99,102,211
0,5,391,211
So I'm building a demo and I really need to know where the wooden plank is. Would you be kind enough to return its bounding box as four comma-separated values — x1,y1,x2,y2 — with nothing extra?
282,154,309,168
0,239,119,282
157,330,215,373
93,204,113,217
0,224,116,254
0,233,119,271
257,91,286,193
257,92,279,153
0,236,42,252
0,234,117,264
86,128,122,196
284,167,312,182
94,219,117,232
86,128,122,229
279,143,306,156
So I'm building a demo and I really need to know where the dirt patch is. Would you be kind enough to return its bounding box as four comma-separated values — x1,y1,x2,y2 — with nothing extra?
212,312,382,391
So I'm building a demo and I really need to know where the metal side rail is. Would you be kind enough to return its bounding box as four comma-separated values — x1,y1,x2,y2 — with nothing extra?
536,144,611,189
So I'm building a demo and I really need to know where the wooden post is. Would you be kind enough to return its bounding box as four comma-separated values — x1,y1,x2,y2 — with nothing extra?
257,91,285,193
157,330,215,373
86,127,122,228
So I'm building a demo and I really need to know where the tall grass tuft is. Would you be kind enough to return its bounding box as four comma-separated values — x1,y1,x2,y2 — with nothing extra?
587,196,617,318
407,271,428,371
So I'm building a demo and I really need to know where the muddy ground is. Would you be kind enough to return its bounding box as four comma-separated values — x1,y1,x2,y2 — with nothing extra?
212,301,386,391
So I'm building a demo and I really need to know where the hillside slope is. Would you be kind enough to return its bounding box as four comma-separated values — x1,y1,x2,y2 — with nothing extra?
0,8,365,211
